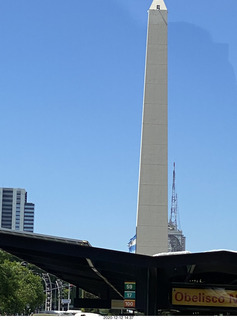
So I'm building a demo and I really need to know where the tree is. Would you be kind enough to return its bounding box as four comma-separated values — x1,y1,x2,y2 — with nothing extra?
0,251,44,315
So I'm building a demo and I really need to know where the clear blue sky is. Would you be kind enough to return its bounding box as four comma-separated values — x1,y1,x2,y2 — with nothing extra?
1,0,237,253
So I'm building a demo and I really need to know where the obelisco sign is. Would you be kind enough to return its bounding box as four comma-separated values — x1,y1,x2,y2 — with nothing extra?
136,0,168,255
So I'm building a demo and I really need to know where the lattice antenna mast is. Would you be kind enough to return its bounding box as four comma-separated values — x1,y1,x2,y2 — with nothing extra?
169,162,178,230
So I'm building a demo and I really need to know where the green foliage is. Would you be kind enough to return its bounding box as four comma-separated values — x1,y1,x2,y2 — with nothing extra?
0,250,44,315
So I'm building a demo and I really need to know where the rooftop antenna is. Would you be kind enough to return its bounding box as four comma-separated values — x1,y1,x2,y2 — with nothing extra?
169,162,178,230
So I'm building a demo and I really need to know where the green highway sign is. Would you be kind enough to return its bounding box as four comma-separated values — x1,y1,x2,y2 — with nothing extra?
124,282,136,291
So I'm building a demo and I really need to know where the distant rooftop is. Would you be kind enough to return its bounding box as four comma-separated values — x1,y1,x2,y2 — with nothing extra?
0,228,91,247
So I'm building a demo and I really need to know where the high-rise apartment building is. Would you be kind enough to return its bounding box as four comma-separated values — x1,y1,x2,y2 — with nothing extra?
0,188,34,232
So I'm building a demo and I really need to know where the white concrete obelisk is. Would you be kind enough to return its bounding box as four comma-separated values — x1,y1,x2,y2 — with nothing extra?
136,0,168,256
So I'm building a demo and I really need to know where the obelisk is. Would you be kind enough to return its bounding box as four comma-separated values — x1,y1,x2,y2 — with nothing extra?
136,0,168,256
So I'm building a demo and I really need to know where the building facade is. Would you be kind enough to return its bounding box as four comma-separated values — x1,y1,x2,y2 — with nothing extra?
0,188,34,232
136,0,168,255
168,228,185,252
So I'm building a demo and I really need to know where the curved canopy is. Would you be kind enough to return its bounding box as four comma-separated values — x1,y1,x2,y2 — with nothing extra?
1,229,237,315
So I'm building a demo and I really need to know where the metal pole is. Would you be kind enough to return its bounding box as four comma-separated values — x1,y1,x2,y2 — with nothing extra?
67,283,71,310
56,279,63,311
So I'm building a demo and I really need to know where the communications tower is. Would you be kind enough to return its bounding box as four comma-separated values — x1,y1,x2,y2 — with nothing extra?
168,163,185,252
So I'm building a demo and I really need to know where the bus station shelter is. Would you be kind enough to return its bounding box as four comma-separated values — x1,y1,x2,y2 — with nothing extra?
1,229,237,315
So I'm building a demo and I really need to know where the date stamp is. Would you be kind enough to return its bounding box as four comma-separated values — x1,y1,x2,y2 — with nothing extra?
102,316,134,319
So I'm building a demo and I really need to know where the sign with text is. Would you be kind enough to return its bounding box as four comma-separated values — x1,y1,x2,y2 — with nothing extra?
124,291,136,299
61,299,71,305
124,300,136,308
124,282,136,291
124,282,136,309
172,287,237,308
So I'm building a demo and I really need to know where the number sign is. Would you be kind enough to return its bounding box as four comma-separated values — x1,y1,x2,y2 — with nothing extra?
124,282,136,291
124,291,136,299
124,300,136,308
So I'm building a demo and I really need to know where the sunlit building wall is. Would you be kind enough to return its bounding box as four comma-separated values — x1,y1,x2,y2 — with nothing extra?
0,188,34,232
136,0,168,255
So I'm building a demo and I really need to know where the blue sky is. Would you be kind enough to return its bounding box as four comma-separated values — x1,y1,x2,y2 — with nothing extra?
0,0,237,253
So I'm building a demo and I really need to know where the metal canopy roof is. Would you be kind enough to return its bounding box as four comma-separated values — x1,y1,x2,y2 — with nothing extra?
1,229,237,314
0,230,155,301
